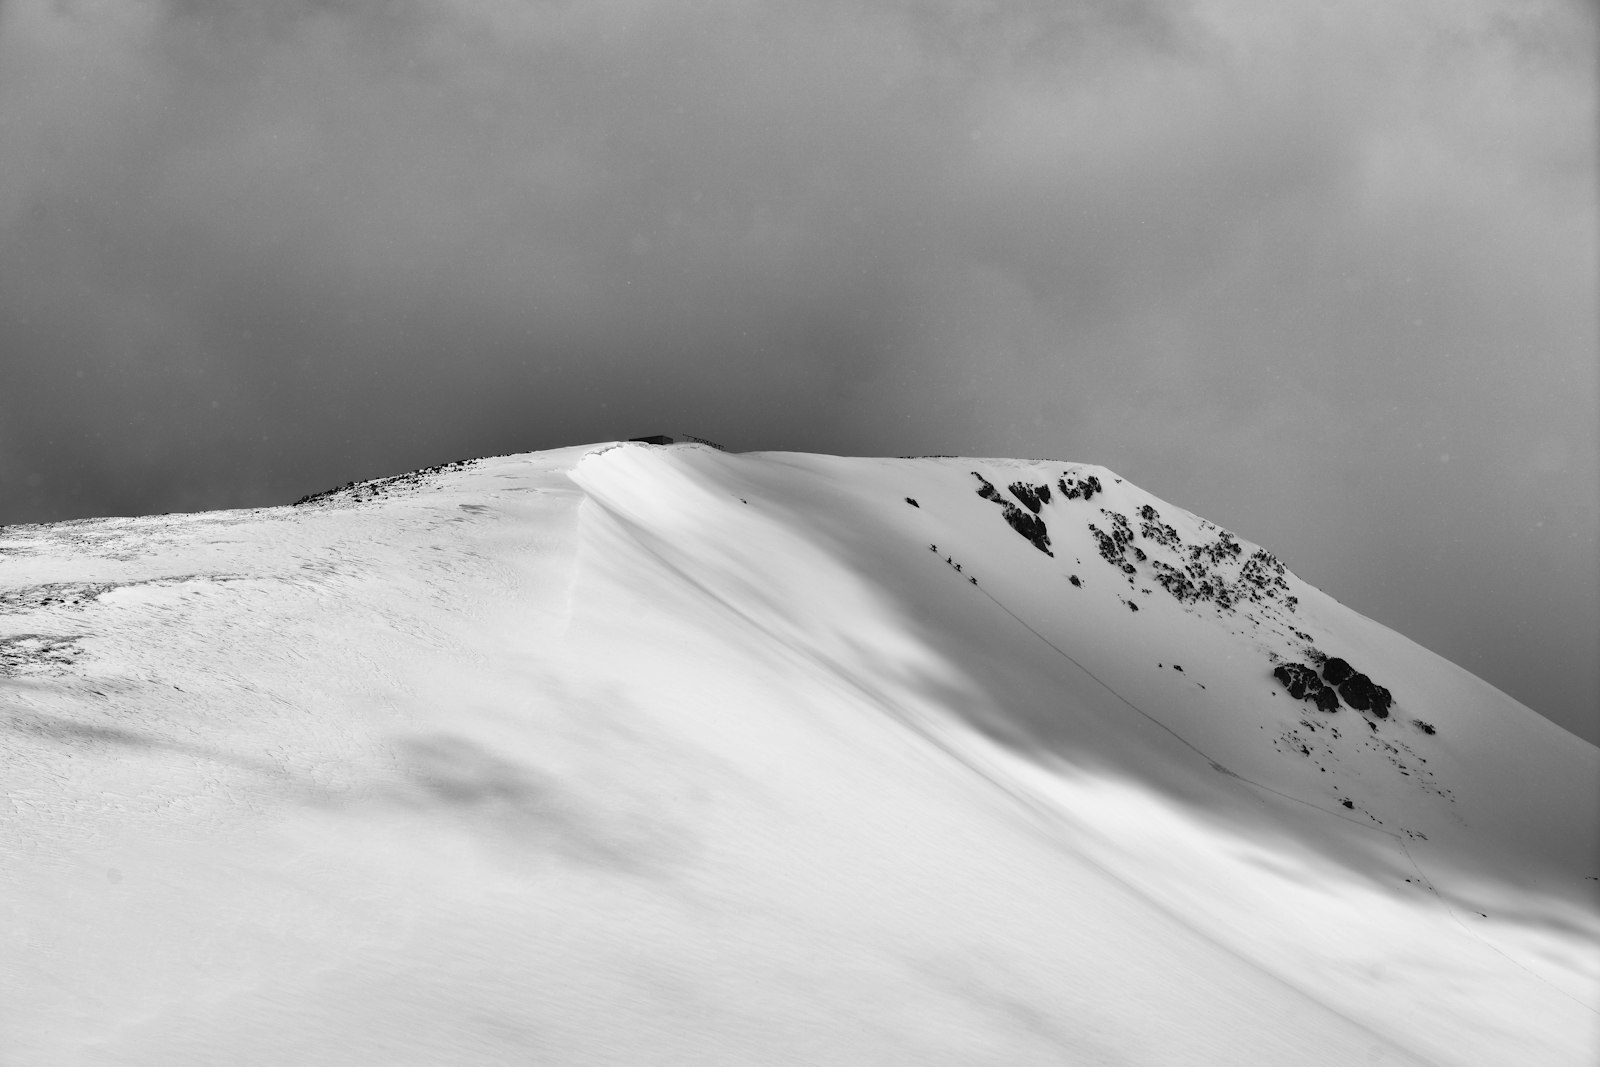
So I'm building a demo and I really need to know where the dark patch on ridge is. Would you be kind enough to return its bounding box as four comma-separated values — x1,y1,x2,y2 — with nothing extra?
294,457,483,507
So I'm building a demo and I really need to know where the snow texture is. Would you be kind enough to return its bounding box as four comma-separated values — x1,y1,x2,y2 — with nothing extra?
1,442,1596,1065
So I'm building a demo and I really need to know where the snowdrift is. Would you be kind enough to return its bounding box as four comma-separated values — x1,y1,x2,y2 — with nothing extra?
2,441,1595,1065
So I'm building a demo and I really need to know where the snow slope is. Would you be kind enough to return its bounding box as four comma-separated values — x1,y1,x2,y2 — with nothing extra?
2,441,1596,1065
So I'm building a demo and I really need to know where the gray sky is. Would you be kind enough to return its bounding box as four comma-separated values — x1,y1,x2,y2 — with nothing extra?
2,0,1596,742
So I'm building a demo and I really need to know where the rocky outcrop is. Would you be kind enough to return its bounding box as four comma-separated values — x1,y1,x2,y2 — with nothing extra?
1003,508,1053,555
1139,505,1181,550
1057,473,1103,501
1321,657,1354,686
1008,482,1051,513
1338,673,1392,718
1296,649,1395,720
1273,662,1345,713
1091,502,1297,617
1313,687,1343,714
1273,663,1323,701
294,458,480,506
972,473,1054,556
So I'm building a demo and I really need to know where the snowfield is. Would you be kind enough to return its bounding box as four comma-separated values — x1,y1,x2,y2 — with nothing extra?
2,441,1596,1065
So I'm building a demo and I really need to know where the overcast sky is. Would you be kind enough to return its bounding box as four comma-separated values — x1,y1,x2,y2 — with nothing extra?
1,0,1595,741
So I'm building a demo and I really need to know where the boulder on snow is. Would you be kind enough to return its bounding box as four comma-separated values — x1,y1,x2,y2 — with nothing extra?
1338,672,1390,717
1273,663,1322,701
1321,657,1354,686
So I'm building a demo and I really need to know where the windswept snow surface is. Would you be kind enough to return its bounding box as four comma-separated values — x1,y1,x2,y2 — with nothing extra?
2,441,1596,1065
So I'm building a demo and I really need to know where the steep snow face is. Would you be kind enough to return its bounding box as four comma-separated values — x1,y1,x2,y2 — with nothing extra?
2,442,1596,1066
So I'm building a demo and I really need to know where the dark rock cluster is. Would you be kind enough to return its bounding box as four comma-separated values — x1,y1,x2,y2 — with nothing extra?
972,473,1054,556
1312,654,1392,715
1271,663,1345,713
1088,510,1139,577
1273,662,1322,700
1338,672,1392,717
1003,509,1053,555
1138,505,1181,550
1273,653,1393,719
1008,482,1050,513
294,458,480,507
1238,549,1292,601
1091,502,1298,616
1057,473,1103,501
970,471,1299,620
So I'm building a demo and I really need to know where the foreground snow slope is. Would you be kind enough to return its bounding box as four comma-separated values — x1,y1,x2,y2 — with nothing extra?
2,441,1595,1065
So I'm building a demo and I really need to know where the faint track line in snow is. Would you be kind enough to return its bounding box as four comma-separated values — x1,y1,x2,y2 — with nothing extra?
1393,834,1600,1017
566,479,1434,1057
967,569,1600,1018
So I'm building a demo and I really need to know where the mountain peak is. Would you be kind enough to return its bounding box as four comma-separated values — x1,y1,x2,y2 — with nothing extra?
3,442,1595,1065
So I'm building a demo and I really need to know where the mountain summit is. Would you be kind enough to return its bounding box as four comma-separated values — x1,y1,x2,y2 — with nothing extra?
3,441,1596,1065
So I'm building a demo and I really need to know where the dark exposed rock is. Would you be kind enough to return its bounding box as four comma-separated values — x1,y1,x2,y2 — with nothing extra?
1001,504,1053,555
1008,482,1048,513
1321,657,1354,686
1150,560,1196,601
1057,473,1103,501
1102,510,1134,545
1292,651,1392,718
1338,672,1385,715
1272,662,1342,713
293,458,478,506
1089,525,1122,566
1273,663,1322,700
1139,508,1182,549
973,474,1053,554
905,497,920,507
1238,549,1290,597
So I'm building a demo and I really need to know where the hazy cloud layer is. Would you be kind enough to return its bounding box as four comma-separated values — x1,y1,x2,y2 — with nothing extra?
2,0,1595,739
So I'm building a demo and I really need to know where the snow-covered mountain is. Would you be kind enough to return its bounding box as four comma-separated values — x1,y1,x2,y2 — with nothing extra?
3,441,1596,1065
